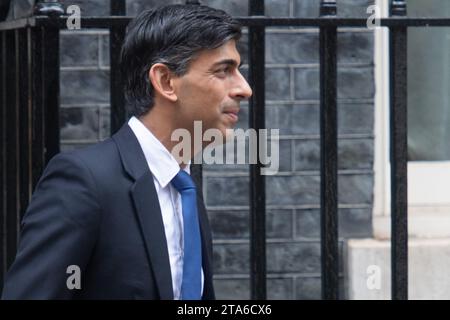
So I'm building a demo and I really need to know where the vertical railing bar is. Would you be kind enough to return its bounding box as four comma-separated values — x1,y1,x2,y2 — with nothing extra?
32,0,66,177
319,0,339,300
110,0,126,15
5,29,18,269
26,28,33,203
389,0,408,301
0,30,6,284
41,26,60,164
109,0,126,135
248,0,266,300
30,27,45,189
18,28,31,226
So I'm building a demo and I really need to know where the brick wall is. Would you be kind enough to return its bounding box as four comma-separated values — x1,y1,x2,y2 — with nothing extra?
58,0,375,299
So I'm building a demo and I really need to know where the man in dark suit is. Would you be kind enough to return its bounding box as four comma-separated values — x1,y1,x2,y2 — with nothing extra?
1,4,252,299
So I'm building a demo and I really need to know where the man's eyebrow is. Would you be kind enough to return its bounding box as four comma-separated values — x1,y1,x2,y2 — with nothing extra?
211,59,243,68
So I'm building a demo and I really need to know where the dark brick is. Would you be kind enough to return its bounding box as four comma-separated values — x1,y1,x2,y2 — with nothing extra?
60,107,99,141
295,209,320,239
267,242,344,274
338,32,374,64
293,139,320,171
338,139,374,170
266,0,290,17
267,242,320,273
209,211,249,239
266,104,320,135
213,278,249,300
408,1,450,18
338,174,373,204
267,31,373,65
295,276,346,299
202,0,248,16
60,33,98,67
337,0,375,17
295,277,321,299
267,210,293,238
295,208,372,239
266,175,320,206
267,174,372,206
339,103,374,135
266,32,319,64
292,0,320,17
294,67,375,100
213,243,249,274
208,209,293,239
267,277,293,300
205,176,249,206
294,68,319,101
266,68,291,101
99,34,110,68
338,208,372,238
265,103,374,136
61,70,110,104
294,139,374,171
338,67,375,99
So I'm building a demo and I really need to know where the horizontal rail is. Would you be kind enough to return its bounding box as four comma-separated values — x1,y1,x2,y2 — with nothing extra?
2,16,450,30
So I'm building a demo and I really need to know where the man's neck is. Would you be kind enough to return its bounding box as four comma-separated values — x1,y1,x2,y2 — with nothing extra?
139,108,193,169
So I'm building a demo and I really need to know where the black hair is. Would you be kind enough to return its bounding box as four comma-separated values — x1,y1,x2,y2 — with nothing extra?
120,4,242,117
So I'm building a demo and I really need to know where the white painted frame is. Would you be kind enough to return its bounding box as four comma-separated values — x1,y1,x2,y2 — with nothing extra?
373,0,450,240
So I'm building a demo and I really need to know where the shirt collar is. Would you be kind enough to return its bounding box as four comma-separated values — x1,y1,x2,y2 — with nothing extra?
127,116,190,188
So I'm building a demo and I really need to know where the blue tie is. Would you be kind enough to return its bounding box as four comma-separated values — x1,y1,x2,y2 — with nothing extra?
171,170,202,300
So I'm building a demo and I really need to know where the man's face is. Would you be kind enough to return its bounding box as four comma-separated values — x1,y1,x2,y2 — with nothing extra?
172,40,252,141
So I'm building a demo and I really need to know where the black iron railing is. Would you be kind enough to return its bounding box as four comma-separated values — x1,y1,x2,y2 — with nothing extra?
248,0,266,301
1,0,449,300
319,0,339,300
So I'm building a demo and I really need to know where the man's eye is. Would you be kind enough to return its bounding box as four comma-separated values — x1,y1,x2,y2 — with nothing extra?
216,67,230,75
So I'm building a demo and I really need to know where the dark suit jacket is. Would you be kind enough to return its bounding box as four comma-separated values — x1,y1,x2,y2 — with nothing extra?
1,124,215,300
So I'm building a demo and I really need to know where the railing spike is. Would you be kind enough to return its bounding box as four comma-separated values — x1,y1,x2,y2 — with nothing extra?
34,0,64,17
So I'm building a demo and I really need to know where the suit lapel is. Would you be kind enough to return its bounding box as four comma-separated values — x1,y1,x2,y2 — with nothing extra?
113,124,174,300
131,172,174,299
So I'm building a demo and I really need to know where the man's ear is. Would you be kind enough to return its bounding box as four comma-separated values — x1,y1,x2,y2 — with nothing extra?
148,63,178,102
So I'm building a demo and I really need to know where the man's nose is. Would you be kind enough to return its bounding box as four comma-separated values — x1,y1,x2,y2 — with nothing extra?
231,70,253,100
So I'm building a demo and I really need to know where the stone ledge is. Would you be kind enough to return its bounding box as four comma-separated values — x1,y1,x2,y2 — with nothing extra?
374,211,450,240
346,238,450,299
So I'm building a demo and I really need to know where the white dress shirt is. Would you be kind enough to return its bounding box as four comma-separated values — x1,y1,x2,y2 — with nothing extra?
128,116,203,300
